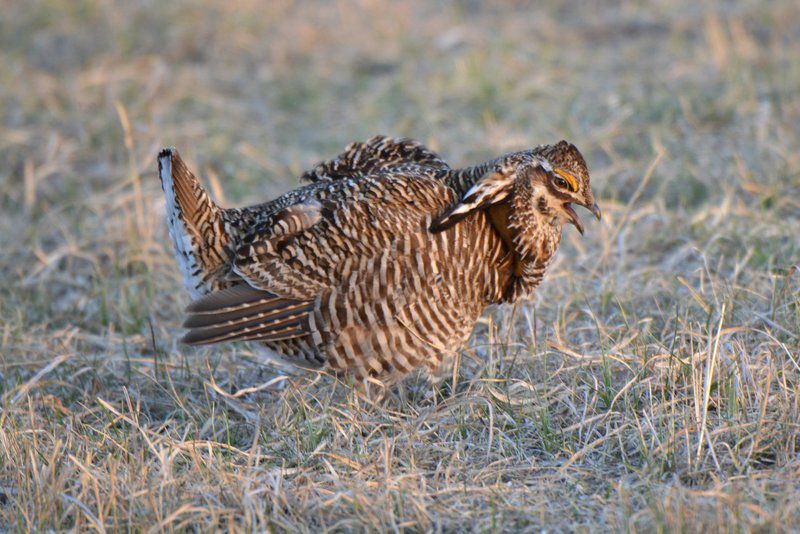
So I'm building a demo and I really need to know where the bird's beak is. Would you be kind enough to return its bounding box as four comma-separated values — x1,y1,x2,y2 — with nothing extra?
563,203,584,235
563,201,601,235
588,202,602,221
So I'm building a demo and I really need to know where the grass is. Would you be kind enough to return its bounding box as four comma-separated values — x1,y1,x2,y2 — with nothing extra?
1,0,799,531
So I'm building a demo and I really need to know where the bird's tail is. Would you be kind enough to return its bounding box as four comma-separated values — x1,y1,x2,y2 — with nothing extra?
158,148,233,298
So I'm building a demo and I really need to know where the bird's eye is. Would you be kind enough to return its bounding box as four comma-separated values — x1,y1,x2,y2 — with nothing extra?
555,177,568,189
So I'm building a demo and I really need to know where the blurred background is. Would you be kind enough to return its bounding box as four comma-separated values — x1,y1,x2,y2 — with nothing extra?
2,0,797,323
1,0,799,531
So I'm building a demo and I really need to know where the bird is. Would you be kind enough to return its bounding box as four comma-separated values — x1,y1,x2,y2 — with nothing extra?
157,136,600,383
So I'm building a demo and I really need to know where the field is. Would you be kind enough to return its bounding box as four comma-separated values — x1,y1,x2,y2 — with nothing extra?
1,0,799,531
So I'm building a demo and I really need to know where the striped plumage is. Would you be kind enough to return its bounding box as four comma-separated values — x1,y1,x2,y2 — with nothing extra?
300,135,450,182
158,136,600,382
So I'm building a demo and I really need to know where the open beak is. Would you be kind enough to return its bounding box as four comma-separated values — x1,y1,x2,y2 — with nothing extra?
588,202,602,221
563,202,601,235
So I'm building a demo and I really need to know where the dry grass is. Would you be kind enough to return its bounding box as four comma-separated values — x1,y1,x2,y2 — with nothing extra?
1,0,799,531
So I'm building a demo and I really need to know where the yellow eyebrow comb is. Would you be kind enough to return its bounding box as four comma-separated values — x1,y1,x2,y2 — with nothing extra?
554,168,579,192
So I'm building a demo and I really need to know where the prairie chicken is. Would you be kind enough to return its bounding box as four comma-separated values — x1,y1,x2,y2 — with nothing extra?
158,136,600,382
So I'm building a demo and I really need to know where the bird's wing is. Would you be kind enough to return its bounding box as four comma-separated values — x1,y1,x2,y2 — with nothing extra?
300,135,450,183
182,172,457,346
181,284,314,345
429,170,515,232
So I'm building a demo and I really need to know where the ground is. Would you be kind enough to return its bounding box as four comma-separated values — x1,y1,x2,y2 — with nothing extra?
1,0,799,531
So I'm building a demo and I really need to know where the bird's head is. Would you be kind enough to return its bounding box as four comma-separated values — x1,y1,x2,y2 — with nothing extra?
526,140,600,234
431,140,601,235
